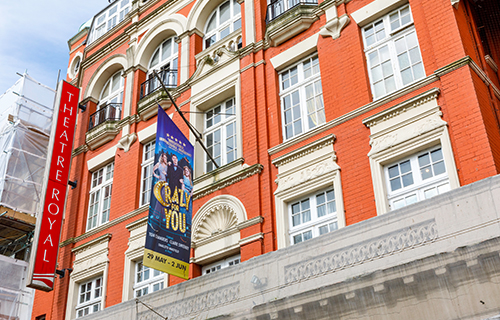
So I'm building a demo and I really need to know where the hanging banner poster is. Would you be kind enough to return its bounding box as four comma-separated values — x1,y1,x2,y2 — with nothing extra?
143,106,194,280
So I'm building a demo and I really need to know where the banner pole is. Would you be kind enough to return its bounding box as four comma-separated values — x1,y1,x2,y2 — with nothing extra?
152,71,219,170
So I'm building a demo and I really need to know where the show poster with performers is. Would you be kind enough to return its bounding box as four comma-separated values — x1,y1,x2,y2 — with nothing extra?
143,106,194,280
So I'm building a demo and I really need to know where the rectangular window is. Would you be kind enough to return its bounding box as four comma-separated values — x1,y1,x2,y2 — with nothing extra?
202,254,241,275
134,261,164,297
279,55,325,140
140,141,156,207
87,163,114,231
289,189,337,245
76,277,102,318
204,98,237,173
385,146,450,210
362,5,425,99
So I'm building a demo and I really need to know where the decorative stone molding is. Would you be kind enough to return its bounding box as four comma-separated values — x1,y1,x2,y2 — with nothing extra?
191,195,247,264
284,220,438,284
136,282,240,319
319,14,350,39
193,204,239,241
451,0,460,9
265,5,321,47
363,88,440,128
239,232,264,246
275,155,340,194
85,121,121,150
117,133,137,152
237,216,263,230
272,134,335,168
274,135,345,249
364,88,460,215
61,206,149,247
192,40,241,84
486,55,499,73
193,164,263,200
66,234,111,320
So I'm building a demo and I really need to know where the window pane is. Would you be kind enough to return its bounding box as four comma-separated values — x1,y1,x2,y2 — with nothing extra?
390,178,402,191
400,160,411,173
303,231,312,241
433,161,446,176
220,1,230,23
402,173,414,187
420,166,433,180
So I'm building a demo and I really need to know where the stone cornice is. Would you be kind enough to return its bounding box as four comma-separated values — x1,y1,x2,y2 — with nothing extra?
362,88,441,128
237,216,263,230
193,164,264,200
239,232,264,246
272,134,336,167
194,158,244,185
71,233,112,255
61,205,148,247
486,55,499,73
126,216,148,231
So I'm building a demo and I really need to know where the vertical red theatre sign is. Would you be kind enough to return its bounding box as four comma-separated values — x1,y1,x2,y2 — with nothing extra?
27,81,79,291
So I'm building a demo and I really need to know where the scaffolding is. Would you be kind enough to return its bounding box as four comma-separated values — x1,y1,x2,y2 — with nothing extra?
0,74,55,319
0,73,55,217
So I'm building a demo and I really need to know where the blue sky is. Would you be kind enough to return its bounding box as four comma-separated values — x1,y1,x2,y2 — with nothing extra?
0,1,109,94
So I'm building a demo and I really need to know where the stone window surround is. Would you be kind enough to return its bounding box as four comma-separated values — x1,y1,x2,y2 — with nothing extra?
191,195,259,266
273,134,345,249
363,88,460,215
122,217,168,301
66,234,111,320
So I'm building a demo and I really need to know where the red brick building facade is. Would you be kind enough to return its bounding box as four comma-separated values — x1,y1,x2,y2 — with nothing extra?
32,0,500,318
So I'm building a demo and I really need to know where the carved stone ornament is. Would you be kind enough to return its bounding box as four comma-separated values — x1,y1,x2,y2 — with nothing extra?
368,113,446,156
193,204,239,241
117,133,137,152
319,14,350,39
275,156,339,193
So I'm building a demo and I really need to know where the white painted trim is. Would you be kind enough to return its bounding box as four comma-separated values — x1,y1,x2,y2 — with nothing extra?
351,0,408,27
274,137,344,249
87,146,117,171
365,92,460,215
269,33,319,71
244,0,256,45
137,123,157,143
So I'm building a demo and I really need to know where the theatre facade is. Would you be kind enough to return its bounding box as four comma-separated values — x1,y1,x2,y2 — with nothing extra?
31,0,500,319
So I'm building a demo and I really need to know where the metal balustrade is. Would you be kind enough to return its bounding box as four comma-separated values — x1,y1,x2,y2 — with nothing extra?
139,69,178,99
266,0,318,23
88,103,122,130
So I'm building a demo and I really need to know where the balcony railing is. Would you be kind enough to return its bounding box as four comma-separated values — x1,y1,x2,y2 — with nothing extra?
140,69,178,100
88,103,121,130
266,0,318,23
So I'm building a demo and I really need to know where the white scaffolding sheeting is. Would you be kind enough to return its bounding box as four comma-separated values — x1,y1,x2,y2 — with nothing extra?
0,74,55,216
0,254,34,320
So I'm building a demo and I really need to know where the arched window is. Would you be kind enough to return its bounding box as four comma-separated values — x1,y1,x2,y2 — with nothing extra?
204,0,241,49
90,71,124,129
141,37,178,98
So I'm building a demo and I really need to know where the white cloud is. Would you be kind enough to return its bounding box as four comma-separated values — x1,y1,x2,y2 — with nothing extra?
0,0,107,93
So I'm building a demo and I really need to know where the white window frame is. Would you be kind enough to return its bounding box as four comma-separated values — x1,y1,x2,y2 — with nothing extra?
203,0,242,49
88,0,131,44
362,4,425,100
204,97,238,173
202,254,241,275
140,141,155,207
385,146,450,210
99,71,124,107
147,37,179,88
133,261,165,297
279,54,325,141
288,188,338,245
87,163,114,231
76,277,103,318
